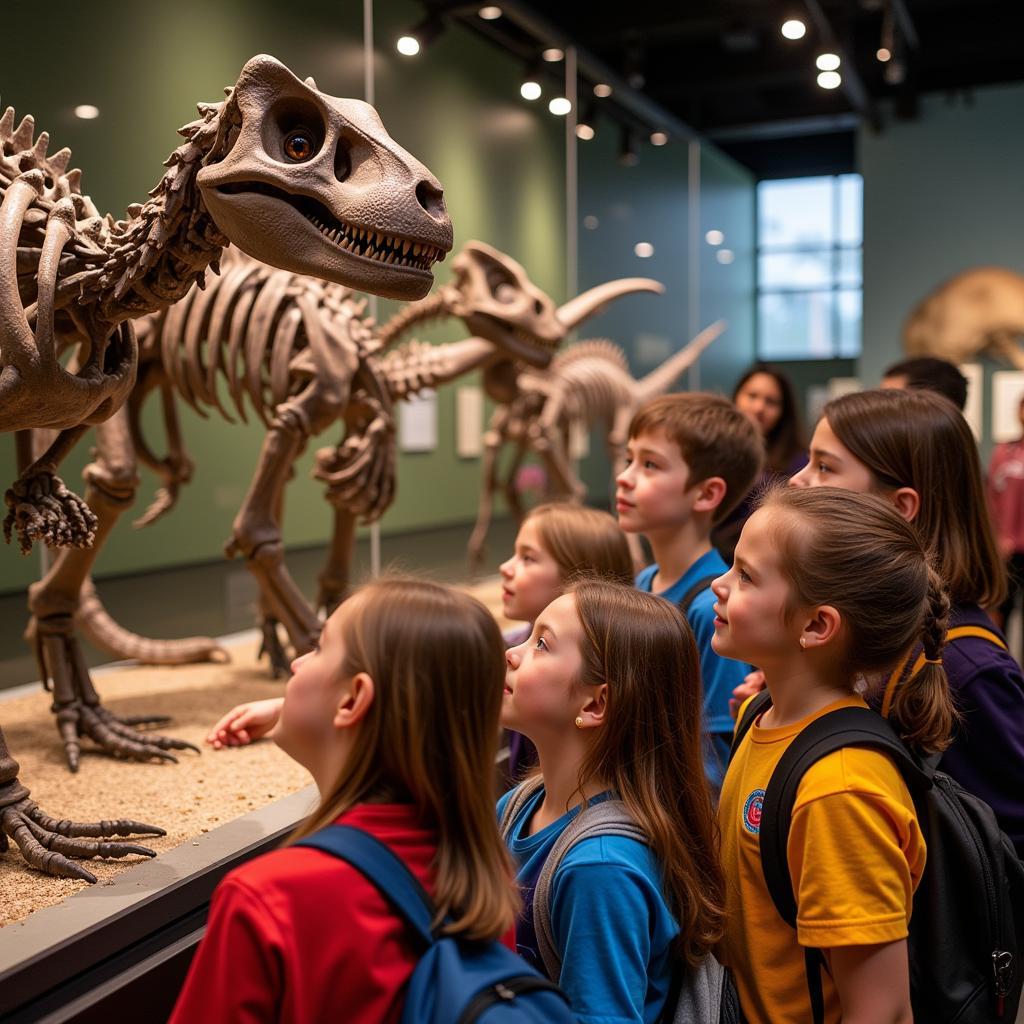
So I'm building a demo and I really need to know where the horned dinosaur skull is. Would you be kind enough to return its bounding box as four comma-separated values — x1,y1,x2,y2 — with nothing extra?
198,55,453,302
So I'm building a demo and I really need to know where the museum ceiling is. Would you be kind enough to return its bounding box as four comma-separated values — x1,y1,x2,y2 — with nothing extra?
424,1,1024,170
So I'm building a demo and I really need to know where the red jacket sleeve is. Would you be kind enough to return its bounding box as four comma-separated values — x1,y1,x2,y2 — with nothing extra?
169,875,284,1024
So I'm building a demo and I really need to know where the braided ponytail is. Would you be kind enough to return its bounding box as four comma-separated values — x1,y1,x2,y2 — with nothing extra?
890,564,959,753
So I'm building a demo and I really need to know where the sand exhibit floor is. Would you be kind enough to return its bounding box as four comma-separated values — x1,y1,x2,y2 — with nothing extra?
0,577,510,927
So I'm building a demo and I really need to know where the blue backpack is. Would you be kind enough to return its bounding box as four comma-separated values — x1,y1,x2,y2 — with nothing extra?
296,825,575,1023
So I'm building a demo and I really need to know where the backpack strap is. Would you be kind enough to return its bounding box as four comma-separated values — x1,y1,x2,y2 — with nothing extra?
295,824,436,948
532,799,647,983
758,707,931,1024
729,689,773,761
675,574,720,618
499,776,545,841
880,624,1007,718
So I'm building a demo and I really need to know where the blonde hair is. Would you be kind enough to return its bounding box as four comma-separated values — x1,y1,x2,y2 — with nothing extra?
758,486,956,752
291,578,518,940
570,580,726,965
629,393,764,522
524,502,634,585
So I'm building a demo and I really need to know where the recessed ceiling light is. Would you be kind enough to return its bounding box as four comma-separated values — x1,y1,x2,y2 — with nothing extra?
634,242,655,258
478,6,502,19
576,123,595,141
781,19,806,40
705,229,724,246
74,104,100,120
542,48,564,62
583,215,599,230
716,249,735,264
396,35,420,56
816,53,841,72
548,97,572,116
817,70,842,90
650,131,668,146
876,47,892,62
593,83,613,98
520,80,542,101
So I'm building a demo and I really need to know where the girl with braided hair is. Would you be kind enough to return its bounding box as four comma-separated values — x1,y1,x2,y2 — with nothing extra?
711,485,952,1024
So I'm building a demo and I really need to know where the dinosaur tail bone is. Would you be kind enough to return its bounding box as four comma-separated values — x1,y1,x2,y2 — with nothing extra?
636,320,726,403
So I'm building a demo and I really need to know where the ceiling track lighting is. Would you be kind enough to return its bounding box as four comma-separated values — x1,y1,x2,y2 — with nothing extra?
478,5,502,20
520,58,543,101
781,18,807,40
396,14,445,57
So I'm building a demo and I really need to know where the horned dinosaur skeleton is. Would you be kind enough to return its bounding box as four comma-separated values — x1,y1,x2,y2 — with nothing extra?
903,266,1024,369
43,242,660,679
0,54,453,876
465,322,725,566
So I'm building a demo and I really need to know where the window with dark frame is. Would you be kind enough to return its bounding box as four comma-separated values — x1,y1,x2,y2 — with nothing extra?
756,174,863,360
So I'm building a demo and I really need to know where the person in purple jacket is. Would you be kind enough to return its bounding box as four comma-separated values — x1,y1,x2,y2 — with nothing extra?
784,388,1024,855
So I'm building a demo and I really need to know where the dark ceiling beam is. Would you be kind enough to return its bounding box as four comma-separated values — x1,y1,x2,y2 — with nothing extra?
801,0,880,130
891,0,920,50
707,112,860,143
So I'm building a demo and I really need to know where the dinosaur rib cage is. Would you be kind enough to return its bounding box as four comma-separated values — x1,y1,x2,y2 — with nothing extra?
548,339,635,419
152,249,374,426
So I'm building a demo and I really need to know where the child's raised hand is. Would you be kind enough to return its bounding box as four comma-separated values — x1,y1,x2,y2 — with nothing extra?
206,698,284,749
729,669,766,719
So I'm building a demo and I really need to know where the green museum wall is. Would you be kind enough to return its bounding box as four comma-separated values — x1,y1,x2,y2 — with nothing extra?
859,83,1024,460
0,0,567,591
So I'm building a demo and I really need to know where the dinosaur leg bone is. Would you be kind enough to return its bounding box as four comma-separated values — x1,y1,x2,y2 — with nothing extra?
27,408,198,771
467,407,513,569
316,506,358,616
0,723,164,881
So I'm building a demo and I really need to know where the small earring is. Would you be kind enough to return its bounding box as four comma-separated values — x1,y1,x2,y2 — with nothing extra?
799,637,807,649
574,716,584,729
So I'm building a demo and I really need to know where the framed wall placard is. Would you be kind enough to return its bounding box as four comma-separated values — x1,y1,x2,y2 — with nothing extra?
456,386,484,458
399,388,437,453
991,371,1024,443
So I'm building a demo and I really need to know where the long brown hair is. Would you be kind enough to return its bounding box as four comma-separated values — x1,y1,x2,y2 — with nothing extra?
759,486,956,752
569,580,726,964
824,388,1006,607
525,502,634,585
733,363,805,473
291,578,518,941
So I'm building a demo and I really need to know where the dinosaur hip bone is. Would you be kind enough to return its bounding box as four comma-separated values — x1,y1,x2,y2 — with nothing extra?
0,55,456,875
467,321,726,567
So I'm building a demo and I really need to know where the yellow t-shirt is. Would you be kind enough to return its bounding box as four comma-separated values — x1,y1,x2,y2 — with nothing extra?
718,694,926,1024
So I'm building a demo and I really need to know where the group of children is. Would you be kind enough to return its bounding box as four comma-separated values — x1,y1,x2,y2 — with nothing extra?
171,381,1024,1024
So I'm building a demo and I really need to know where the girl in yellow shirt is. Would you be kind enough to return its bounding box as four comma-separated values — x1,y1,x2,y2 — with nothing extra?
710,485,954,1024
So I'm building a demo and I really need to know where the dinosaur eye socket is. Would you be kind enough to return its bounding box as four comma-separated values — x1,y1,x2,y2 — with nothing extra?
495,284,517,303
283,129,317,162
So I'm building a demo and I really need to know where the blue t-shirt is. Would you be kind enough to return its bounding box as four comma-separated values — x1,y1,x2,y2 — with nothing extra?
497,786,678,1024
636,547,750,786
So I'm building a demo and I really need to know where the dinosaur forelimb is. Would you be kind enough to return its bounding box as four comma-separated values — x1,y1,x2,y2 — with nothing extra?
3,425,96,553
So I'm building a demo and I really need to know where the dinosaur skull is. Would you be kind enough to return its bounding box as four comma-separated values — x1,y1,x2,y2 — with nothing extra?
439,241,565,367
198,55,452,302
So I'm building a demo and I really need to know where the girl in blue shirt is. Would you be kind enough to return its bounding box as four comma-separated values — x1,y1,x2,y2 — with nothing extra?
499,580,724,1024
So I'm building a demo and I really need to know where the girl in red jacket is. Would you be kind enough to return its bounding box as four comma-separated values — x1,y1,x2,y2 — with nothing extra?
170,578,518,1024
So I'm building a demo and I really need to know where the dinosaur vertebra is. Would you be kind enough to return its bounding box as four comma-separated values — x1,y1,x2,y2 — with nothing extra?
904,266,1024,369
1,54,454,879
53,243,659,677
466,322,725,566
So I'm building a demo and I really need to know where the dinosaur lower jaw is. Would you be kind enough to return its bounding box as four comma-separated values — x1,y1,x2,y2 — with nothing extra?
474,316,561,367
215,181,444,272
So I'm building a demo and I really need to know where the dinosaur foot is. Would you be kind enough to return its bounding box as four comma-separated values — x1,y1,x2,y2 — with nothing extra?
55,702,199,773
0,780,164,883
257,619,292,679
3,472,98,554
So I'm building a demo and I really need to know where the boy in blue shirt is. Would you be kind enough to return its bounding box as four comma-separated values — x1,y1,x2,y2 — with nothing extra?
616,392,763,787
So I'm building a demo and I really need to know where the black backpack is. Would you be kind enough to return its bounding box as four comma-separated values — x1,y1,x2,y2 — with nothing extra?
733,691,1024,1023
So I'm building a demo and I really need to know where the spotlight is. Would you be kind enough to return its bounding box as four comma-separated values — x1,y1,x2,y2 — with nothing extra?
520,80,542,100
716,249,735,265
593,83,613,98
478,5,502,19
74,104,100,120
816,52,840,72
618,127,639,167
781,19,806,40
705,229,724,246
576,122,595,141
876,47,892,62
396,15,444,57
634,242,654,258
548,96,572,116
542,48,564,62
650,131,668,146
817,70,842,89
583,215,599,230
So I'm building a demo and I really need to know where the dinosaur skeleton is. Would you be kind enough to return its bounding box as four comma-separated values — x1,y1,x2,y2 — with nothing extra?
465,322,725,565
904,267,1024,369
40,242,658,679
0,54,453,877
